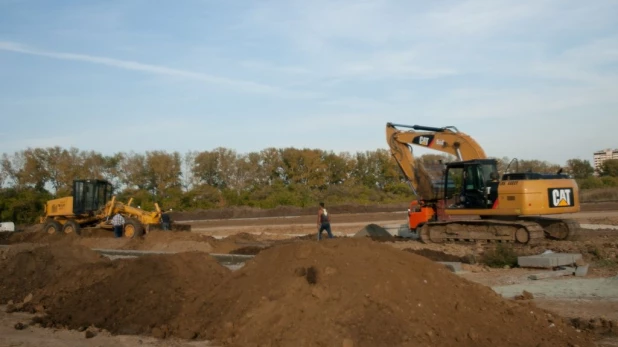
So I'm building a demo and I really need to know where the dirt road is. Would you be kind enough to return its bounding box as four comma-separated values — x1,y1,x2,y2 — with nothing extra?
184,208,618,239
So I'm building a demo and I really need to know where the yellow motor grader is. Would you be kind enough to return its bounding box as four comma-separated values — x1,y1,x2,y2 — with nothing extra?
39,179,189,238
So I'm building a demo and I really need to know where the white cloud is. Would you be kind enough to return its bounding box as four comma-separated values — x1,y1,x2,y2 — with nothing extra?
241,0,618,84
420,84,618,122
420,0,545,37
0,41,319,99
338,50,458,80
239,60,310,75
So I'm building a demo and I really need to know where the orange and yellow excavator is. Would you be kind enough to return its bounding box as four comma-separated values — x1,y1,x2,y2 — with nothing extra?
386,122,580,244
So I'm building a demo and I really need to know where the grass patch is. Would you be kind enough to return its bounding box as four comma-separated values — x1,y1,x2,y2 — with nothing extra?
579,187,618,202
595,259,618,269
481,244,519,268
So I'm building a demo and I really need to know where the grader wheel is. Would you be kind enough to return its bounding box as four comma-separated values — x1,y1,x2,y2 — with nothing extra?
62,220,81,235
44,220,62,235
123,218,145,239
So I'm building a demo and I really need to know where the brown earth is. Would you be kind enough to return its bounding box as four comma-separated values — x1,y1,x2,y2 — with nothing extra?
0,244,230,338
0,243,107,304
0,230,264,254
0,238,600,346
36,251,230,338
190,238,593,347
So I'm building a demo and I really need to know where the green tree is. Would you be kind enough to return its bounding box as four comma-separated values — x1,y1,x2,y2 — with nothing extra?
193,150,221,188
513,159,561,174
259,147,284,185
419,153,455,165
146,150,182,197
21,148,49,190
566,159,594,179
119,152,150,190
600,159,618,177
324,151,353,185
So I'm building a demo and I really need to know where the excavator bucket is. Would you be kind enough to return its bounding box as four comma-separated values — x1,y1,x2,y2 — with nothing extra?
353,223,393,239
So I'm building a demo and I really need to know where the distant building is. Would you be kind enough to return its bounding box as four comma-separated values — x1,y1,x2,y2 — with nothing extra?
593,148,618,173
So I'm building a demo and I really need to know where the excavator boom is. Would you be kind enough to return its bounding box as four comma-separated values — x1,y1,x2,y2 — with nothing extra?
386,123,487,161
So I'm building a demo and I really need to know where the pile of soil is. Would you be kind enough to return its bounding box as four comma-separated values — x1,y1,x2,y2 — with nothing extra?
570,317,618,336
118,231,218,253
191,238,592,346
2,229,268,255
0,244,107,304
0,228,79,245
404,248,474,264
229,246,268,255
37,251,230,337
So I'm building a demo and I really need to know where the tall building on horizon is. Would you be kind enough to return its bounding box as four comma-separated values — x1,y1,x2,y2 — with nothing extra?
593,148,618,173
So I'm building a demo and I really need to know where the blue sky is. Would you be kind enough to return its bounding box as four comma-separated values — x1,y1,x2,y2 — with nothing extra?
1,0,617,165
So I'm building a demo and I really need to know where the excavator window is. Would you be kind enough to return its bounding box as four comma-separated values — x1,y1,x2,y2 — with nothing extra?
444,159,499,209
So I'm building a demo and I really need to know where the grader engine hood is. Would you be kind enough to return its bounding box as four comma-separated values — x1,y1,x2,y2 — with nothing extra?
105,201,161,225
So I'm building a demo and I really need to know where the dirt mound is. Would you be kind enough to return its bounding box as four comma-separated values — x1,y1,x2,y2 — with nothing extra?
229,246,267,255
38,251,230,337
0,229,80,245
116,231,217,253
192,238,592,347
570,317,618,336
2,228,268,255
404,248,474,264
0,244,107,304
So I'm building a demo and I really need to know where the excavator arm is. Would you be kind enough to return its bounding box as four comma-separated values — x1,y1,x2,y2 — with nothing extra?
386,122,488,200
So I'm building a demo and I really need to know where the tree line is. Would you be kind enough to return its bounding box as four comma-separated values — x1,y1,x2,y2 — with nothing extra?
1,146,617,223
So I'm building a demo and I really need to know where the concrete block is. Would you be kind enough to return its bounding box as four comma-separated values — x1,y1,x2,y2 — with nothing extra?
517,253,583,269
575,264,589,277
438,262,463,273
528,269,573,280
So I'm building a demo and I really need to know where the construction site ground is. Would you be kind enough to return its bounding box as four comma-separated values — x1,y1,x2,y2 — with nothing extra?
0,201,617,346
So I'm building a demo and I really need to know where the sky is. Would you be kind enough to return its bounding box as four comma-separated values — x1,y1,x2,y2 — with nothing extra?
0,0,617,165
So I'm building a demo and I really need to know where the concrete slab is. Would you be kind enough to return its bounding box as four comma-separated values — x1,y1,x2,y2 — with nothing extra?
437,262,463,273
517,253,583,269
580,224,618,231
528,269,573,280
491,276,618,299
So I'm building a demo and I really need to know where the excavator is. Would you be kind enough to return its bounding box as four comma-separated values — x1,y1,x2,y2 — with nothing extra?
386,122,580,245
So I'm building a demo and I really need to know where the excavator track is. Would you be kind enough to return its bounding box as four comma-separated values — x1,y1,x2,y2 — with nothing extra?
517,217,581,241
418,219,546,245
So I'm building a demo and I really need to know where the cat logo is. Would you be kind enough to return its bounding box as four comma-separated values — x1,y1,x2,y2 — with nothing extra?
547,188,574,208
413,134,434,147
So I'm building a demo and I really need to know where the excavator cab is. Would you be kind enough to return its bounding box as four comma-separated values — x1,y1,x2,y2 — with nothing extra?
72,179,113,214
443,159,500,210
